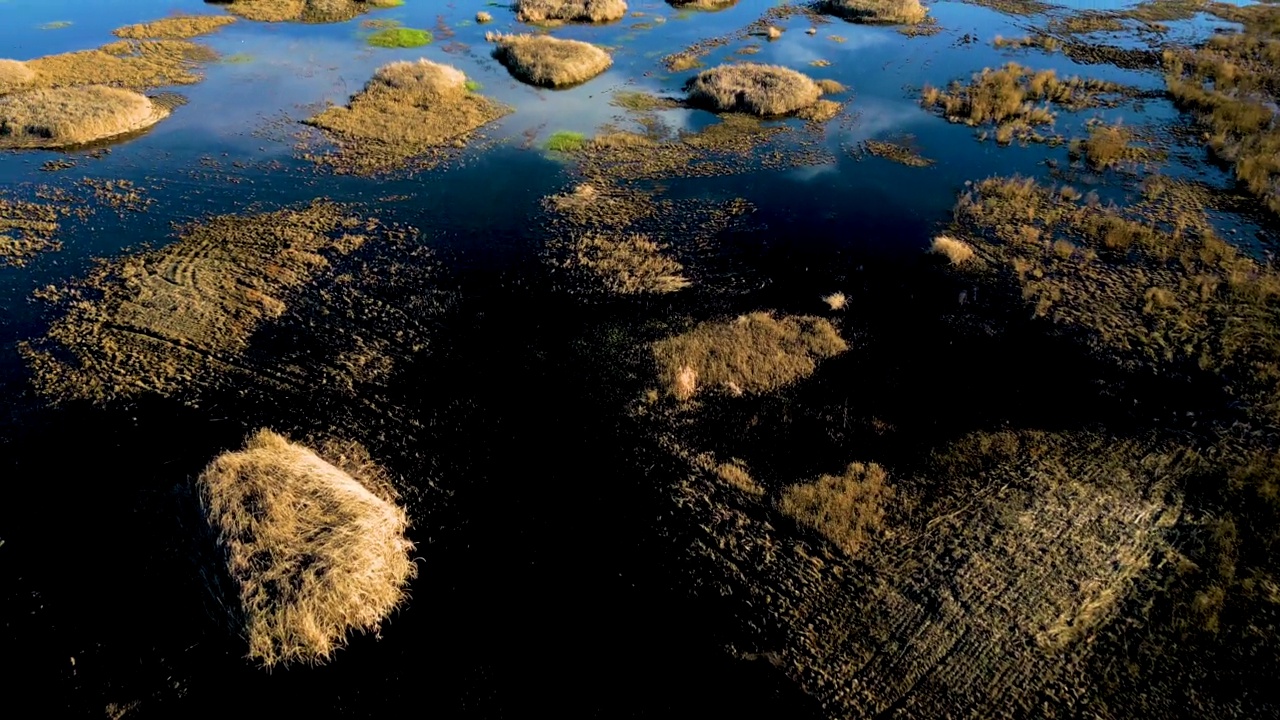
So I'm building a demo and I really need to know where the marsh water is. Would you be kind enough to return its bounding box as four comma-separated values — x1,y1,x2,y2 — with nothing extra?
1,0,1275,717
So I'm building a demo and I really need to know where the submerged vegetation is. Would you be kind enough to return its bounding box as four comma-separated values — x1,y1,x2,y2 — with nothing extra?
0,86,171,149
305,59,509,173
198,429,415,668
367,26,433,48
488,33,612,88
651,313,847,400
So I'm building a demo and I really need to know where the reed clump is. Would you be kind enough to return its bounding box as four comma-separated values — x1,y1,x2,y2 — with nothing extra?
488,32,612,88
305,59,509,173
515,0,629,24
566,233,689,294
820,0,927,25
779,462,891,556
653,312,847,400
198,429,415,669
686,63,823,116
0,86,170,149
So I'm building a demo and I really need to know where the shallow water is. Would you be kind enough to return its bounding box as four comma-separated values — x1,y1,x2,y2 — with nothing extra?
0,0,1274,717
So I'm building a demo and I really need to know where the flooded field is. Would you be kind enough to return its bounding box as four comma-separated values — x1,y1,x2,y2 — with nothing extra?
1,0,1277,717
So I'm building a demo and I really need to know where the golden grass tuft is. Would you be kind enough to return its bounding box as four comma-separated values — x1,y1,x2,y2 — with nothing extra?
713,461,765,495
515,0,628,24
567,233,690,294
686,63,822,116
816,78,846,94
821,0,927,25
488,32,612,88
823,291,847,310
198,429,415,668
113,15,237,39
0,59,35,93
778,462,891,556
0,86,170,149
305,59,509,173
653,312,847,400
219,0,404,23
476,11,493,23
930,235,975,265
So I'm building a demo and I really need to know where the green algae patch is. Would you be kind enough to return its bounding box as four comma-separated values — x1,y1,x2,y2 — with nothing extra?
39,21,73,31
546,130,587,152
367,27,434,48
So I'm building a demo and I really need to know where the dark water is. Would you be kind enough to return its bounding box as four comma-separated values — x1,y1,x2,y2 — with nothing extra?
0,0,1266,717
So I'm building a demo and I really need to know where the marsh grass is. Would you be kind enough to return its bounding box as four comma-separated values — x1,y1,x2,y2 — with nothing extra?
778,462,891,556
25,39,220,90
929,235,975,265
0,59,35,93
220,0,403,23
565,232,690,294
0,86,171,149
488,33,612,87
861,138,934,167
993,34,1061,52
820,0,927,24
921,62,1127,144
546,130,587,152
198,429,415,669
0,195,64,266
652,312,847,400
305,59,509,173
113,15,237,39
515,0,629,24
686,63,822,116
952,175,1280,422
1069,121,1154,170
611,90,680,112
367,27,433,48
1163,10,1280,214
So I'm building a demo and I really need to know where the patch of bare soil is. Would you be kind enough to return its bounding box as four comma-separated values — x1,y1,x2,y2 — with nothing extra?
304,59,510,174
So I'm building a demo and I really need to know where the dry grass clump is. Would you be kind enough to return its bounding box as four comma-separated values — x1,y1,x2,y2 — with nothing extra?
921,62,1127,144
515,0,628,24
218,0,403,23
929,235,975,265
0,59,35,93
861,139,934,167
476,11,493,23
1164,12,1280,215
488,33,612,88
305,59,509,173
198,429,415,668
1069,121,1151,170
0,86,170,149
565,233,689,294
22,202,372,403
113,15,237,39
24,39,218,90
686,63,822,116
951,175,1280,421
778,462,891,556
823,291,847,310
992,34,1062,52
820,0,927,25
0,195,63,266
653,312,847,400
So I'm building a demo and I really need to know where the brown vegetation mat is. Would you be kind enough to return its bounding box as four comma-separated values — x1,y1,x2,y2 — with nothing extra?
113,15,237,39
950,175,1280,423
652,313,847,400
858,138,933,167
560,233,690,295
23,39,219,90
686,63,822,116
304,59,510,174
0,196,64,266
1164,4,1280,215
21,202,375,404
0,86,171,149
1068,120,1158,170
819,0,928,25
215,0,402,24
922,62,1131,144
488,33,612,88
199,428,414,668
668,430,1194,717
0,59,35,94
515,0,629,24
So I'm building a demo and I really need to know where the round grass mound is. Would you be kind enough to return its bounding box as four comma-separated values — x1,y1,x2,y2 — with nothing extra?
820,0,928,24
515,0,628,24
0,59,35,94
489,33,612,88
198,429,416,668
685,63,822,117
0,86,170,149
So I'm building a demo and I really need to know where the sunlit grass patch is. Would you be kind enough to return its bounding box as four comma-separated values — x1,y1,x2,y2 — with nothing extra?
546,130,587,152
516,0,629,24
488,32,612,87
0,86,171,149
367,27,433,48
686,63,823,116
819,0,927,24
779,462,892,556
198,429,415,669
113,15,236,39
